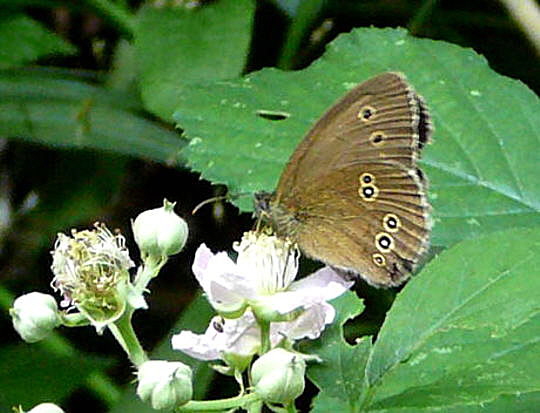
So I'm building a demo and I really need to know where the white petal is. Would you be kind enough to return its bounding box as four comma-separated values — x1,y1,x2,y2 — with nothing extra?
289,266,353,304
192,245,235,291
221,312,261,357
171,330,221,361
271,302,335,341
192,244,255,312
172,313,262,361
255,267,351,315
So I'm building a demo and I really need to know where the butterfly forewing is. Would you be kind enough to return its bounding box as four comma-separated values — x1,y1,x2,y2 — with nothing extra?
260,72,432,287
275,72,429,204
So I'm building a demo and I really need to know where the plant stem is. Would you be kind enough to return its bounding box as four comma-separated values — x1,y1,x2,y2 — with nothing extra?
258,318,271,354
277,0,325,70
178,392,261,411
108,309,147,366
134,256,167,293
285,402,297,413
106,253,166,366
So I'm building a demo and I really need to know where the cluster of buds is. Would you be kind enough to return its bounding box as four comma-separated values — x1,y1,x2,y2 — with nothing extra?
9,199,351,412
11,200,189,340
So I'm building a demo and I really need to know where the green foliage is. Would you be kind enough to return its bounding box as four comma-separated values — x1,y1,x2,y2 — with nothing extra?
0,344,112,410
306,227,540,411
0,14,75,68
174,27,540,247
134,0,255,121
0,69,184,164
303,292,370,412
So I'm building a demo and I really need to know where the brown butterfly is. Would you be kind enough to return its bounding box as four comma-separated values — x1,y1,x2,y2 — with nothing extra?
255,72,432,287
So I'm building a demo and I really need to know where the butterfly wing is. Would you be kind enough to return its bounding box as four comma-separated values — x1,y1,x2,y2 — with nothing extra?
270,72,432,286
293,160,430,286
275,72,431,204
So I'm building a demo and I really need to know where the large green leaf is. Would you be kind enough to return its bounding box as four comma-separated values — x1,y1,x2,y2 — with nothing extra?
135,0,254,121
361,227,540,410
0,69,184,163
303,292,369,413
173,27,540,247
0,14,75,68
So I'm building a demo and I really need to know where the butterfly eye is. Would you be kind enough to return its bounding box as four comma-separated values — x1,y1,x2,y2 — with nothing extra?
359,184,379,202
372,253,386,267
358,105,376,121
375,232,394,252
383,213,401,233
370,131,386,145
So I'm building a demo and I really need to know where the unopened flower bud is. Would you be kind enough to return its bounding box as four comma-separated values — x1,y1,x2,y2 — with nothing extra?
137,360,193,410
133,199,188,259
252,348,306,404
26,402,65,413
10,293,60,343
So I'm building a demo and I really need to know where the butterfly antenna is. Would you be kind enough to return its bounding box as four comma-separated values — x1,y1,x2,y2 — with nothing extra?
192,192,252,215
192,195,229,215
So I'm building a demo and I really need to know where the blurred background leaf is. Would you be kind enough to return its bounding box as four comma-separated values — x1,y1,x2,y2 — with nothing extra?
0,14,75,68
0,69,183,163
134,0,255,121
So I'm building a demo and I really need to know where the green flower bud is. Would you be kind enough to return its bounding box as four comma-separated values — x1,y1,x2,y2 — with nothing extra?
27,403,65,413
252,348,306,404
10,293,60,343
137,360,193,410
133,199,189,259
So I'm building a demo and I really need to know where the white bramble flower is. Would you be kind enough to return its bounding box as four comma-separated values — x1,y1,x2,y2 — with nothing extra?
191,231,352,319
172,231,352,366
50,222,134,331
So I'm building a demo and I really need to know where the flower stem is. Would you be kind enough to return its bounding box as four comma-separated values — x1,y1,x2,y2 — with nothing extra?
285,402,297,413
178,392,261,411
107,252,166,366
134,256,167,293
258,318,271,354
108,309,147,366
